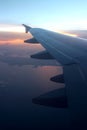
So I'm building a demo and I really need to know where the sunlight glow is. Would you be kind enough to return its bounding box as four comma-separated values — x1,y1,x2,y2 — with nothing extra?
57,31,78,37
44,21,87,31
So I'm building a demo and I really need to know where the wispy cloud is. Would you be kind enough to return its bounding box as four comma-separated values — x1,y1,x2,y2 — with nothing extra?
0,24,25,33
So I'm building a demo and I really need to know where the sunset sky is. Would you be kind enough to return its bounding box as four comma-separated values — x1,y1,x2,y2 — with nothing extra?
0,0,87,32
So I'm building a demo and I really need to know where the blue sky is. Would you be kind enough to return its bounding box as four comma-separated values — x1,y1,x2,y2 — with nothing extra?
0,0,87,30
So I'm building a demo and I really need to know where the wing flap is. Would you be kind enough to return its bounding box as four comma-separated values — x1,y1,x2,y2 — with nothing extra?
32,88,67,108
24,37,39,43
63,63,87,122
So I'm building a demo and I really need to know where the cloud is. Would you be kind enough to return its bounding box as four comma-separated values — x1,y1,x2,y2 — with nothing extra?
0,31,32,44
0,80,8,87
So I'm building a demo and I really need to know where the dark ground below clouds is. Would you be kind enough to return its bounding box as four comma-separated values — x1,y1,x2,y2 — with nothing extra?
0,42,67,130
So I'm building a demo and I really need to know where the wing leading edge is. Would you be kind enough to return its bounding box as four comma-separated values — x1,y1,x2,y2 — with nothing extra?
23,24,87,124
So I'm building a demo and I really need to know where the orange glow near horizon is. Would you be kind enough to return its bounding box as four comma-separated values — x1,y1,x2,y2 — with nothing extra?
0,24,79,38
0,39,24,44
0,24,79,46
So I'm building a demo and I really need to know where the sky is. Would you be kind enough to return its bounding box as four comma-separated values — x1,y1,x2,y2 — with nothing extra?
0,0,87,32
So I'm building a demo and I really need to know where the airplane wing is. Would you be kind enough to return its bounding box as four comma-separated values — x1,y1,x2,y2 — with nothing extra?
23,24,87,121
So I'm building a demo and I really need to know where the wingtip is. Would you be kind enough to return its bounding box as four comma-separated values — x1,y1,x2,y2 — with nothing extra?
22,24,32,28
22,24,32,33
